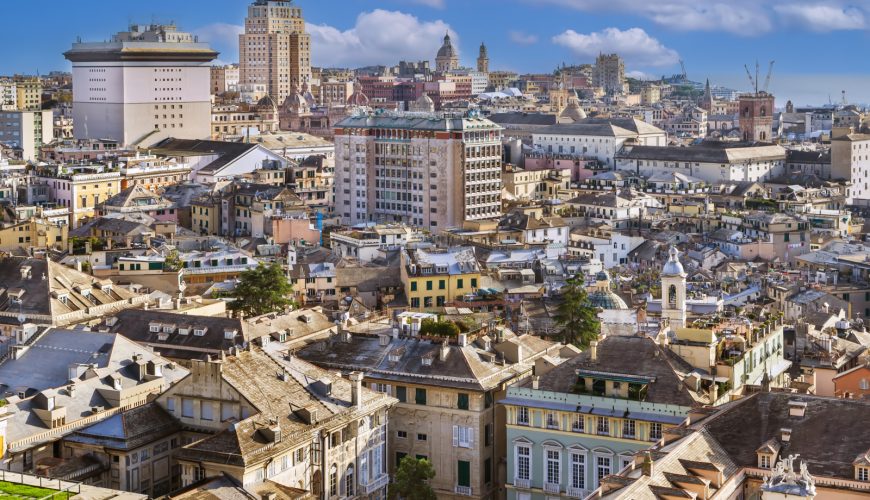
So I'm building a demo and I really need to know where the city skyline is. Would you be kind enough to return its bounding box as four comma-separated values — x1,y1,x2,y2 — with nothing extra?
2,0,870,106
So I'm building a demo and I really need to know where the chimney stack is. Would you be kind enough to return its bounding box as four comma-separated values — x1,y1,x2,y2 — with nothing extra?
532,375,540,390
590,341,599,362
641,451,654,476
349,371,364,408
439,341,449,362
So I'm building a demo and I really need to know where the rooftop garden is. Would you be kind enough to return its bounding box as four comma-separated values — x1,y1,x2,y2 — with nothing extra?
0,480,72,500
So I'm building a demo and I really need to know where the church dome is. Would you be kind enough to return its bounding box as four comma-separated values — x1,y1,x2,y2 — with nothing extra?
256,94,278,111
662,246,686,276
560,98,587,122
347,81,369,107
588,289,629,310
412,92,435,113
437,33,457,58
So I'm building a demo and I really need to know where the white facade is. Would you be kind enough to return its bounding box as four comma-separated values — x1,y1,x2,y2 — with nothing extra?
616,145,787,184
532,121,666,167
832,134,870,205
65,25,217,147
0,110,54,161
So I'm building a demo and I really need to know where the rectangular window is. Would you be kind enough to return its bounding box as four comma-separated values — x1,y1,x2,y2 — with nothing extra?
426,280,433,291
457,460,471,488
396,452,407,468
396,386,407,403
859,468,869,481
181,398,193,418
415,388,427,405
397,430,408,439
597,417,609,435
457,393,469,410
572,415,584,433
439,279,446,290
547,449,561,485
453,425,474,448
650,423,662,441
518,407,529,425
417,433,427,441
547,412,558,429
622,419,636,438
201,401,213,421
471,278,478,288
411,282,417,292
516,446,530,480
597,456,611,482
761,455,771,469
571,453,586,490
484,457,492,484
457,278,464,289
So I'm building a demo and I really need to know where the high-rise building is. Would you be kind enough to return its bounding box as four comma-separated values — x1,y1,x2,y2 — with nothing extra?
435,33,460,73
0,109,54,161
64,24,217,147
14,77,42,111
333,111,503,230
239,0,312,104
477,42,489,74
592,53,625,95
739,92,775,142
210,64,239,95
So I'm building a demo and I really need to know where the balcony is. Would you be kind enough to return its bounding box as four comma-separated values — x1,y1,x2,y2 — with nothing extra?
513,477,531,489
362,473,390,494
567,487,589,498
544,482,561,494
454,485,473,496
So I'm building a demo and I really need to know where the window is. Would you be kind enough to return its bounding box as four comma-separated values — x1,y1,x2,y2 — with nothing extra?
453,426,473,448
396,386,407,403
650,423,662,441
396,452,407,468
166,397,175,413
597,417,609,435
457,278,464,289
439,279,446,290
417,433,428,441
329,464,337,497
571,453,586,490
457,460,471,488
397,430,408,439
547,412,559,429
760,455,771,469
345,465,354,496
411,282,417,292
415,388,427,405
572,415,584,433
485,423,493,446
518,407,530,425
622,420,636,438
457,393,469,410
546,449,561,485
859,467,870,481
516,445,531,480
181,398,194,418
596,456,611,483
201,402,213,421
426,281,433,291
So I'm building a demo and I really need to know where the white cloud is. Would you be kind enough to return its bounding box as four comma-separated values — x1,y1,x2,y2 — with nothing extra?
774,3,865,31
552,27,680,67
309,10,455,68
626,70,654,80
509,30,539,45
408,0,446,7
193,23,243,62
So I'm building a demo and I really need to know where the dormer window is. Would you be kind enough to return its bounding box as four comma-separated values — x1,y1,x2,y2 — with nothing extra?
163,324,175,334
224,329,237,340
157,332,169,342
760,454,771,469
194,327,207,336
178,327,190,336
858,467,869,482
546,412,558,429
149,323,161,333
421,356,433,366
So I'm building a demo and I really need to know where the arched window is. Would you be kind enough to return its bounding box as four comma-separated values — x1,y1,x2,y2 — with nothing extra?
668,285,677,308
760,106,766,117
345,464,354,496
329,464,338,497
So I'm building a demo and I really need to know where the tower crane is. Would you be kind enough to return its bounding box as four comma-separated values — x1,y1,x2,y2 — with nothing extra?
762,60,775,92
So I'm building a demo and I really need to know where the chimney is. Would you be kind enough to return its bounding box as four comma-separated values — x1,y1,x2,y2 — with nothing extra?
439,341,450,362
589,341,599,362
710,381,718,402
780,428,792,442
532,375,540,390
67,384,76,398
349,371,364,408
458,333,468,347
641,451,654,476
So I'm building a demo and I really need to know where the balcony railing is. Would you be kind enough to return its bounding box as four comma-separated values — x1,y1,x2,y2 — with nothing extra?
513,477,531,489
544,482,561,494
362,473,390,494
454,485,473,496
567,486,589,498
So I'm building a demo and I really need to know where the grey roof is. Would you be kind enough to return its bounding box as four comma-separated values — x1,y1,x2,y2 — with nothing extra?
534,118,665,137
65,402,181,450
488,112,558,126
531,336,698,407
335,113,502,132
151,139,260,174
786,149,831,164
618,143,786,163
0,257,51,317
701,392,870,479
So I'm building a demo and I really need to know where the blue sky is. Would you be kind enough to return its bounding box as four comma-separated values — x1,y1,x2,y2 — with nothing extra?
3,0,870,106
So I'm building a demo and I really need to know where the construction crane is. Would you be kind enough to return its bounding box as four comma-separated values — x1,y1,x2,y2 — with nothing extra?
744,62,758,93
762,60,775,92
679,60,687,80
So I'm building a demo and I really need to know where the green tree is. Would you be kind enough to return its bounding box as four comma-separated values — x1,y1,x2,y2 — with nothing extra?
389,456,436,500
163,250,183,272
553,274,601,348
228,262,296,318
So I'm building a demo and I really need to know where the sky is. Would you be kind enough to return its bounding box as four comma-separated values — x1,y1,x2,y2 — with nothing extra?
4,0,870,107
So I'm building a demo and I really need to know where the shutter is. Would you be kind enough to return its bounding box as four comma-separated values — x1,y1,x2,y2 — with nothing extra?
452,425,459,447
468,427,474,447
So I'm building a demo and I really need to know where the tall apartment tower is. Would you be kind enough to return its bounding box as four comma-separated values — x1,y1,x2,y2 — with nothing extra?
739,92,775,142
593,53,625,95
476,43,489,74
239,0,312,103
333,111,503,231
64,24,217,147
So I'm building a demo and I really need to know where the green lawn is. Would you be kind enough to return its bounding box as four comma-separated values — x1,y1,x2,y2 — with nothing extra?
0,480,72,499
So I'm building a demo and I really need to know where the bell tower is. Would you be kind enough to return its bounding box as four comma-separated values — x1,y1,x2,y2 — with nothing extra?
477,42,489,73
661,246,687,329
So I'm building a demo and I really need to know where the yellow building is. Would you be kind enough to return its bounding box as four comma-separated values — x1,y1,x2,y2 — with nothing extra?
0,219,67,252
401,247,482,310
190,194,221,236
14,77,42,111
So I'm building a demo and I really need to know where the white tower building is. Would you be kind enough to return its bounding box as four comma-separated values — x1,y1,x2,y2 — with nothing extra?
661,246,687,329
